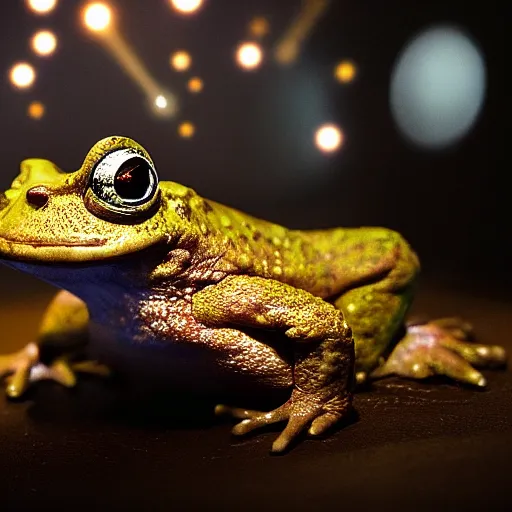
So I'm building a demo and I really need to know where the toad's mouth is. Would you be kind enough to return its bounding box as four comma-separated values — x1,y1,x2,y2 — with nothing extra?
0,236,107,248
0,231,168,263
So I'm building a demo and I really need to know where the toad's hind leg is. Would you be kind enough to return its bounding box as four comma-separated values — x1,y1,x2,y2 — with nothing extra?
333,229,420,381
331,229,507,386
371,318,507,386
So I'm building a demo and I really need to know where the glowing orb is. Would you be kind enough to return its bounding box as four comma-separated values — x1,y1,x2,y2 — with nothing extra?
83,2,112,32
315,124,343,153
150,92,177,118
28,101,45,120
178,122,195,138
154,95,168,109
334,60,356,83
31,30,57,56
249,17,270,38
26,0,57,15
170,51,191,71
236,42,263,70
187,77,203,93
390,25,486,149
170,0,203,14
9,63,36,89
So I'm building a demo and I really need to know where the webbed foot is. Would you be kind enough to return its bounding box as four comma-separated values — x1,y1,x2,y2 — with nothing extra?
0,343,110,398
371,317,507,386
216,388,351,453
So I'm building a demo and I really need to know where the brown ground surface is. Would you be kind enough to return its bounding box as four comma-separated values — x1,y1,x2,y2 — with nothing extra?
1,268,511,511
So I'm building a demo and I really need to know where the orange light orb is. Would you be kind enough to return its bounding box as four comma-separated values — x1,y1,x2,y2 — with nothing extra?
236,42,263,71
170,0,203,14
249,17,270,38
83,2,112,32
334,60,357,83
9,62,36,89
315,124,344,153
28,101,45,119
187,77,203,93
170,51,191,71
26,0,57,15
178,122,195,138
31,30,57,56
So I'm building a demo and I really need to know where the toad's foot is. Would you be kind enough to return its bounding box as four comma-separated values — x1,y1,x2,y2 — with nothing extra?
0,343,110,398
216,388,351,453
371,318,507,386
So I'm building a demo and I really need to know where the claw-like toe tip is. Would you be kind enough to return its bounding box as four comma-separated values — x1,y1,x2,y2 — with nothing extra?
271,438,289,454
493,346,507,362
214,404,227,416
476,376,487,387
232,420,251,436
308,425,321,436
6,384,22,398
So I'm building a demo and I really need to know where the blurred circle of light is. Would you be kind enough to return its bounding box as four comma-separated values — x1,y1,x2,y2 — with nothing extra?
155,95,168,109
249,17,270,38
170,51,191,72
187,77,203,93
236,42,263,71
334,60,356,84
31,30,57,57
178,122,195,138
315,124,343,153
150,92,177,118
28,101,45,120
170,0,203,15
26,0,57,15
9,63,36,89
390,25,486,150
83,2,112,32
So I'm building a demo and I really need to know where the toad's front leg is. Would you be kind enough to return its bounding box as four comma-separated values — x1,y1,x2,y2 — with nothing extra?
0,290,109,398
192,275,354,453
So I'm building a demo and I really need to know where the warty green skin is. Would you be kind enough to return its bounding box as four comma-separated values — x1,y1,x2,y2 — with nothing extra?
0,136,506,452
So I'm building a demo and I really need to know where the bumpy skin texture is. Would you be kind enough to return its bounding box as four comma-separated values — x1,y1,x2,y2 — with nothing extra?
0,136,507,452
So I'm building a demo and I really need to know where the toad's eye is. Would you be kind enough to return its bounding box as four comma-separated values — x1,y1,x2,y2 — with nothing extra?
114,157,153,201
89,148,159,212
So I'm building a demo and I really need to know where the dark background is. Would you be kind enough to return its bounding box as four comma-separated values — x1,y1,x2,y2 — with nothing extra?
0,0,507,290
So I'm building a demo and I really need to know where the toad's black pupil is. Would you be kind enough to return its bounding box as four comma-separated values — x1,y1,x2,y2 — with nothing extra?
114,157,152,200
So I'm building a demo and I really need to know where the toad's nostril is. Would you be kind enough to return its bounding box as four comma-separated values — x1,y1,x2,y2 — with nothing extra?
26,186,50,209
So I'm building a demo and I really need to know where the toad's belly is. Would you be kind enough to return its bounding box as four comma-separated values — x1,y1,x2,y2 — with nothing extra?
87,321,294,397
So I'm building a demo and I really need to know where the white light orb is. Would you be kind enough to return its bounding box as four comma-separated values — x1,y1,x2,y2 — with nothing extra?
390,25,486,149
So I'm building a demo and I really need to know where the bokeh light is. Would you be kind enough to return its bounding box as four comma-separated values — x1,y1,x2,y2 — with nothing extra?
9,63,36,89
27,101,45,120
274,40,298,65
31,30,57,57
26,0,57,15
334,60,357,83
249,17,270,38
170,51,191,71
236,42,263,71
169,0,203,14
150,91,177,118
83,2,112,32
178,122,195,138
154,95,168,109
315,124,343,153
187,77,203,93
390,25,486,149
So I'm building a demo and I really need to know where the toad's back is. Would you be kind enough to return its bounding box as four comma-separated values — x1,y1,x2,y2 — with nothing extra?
184,193,418,300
